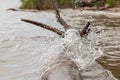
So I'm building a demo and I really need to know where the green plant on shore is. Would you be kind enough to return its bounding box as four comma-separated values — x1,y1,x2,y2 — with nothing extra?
95,1,105,7
20,0,75,10
106,0,120,7
94,0,120,7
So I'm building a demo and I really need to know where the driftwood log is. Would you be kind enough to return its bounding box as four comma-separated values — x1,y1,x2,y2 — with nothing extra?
21,19,64,35
7,8,19,11
21,2,91,80
80,22,90,37
21,18,90,37
40,59,83,80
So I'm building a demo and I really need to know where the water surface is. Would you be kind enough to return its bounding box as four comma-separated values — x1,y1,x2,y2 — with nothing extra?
0,0,120,80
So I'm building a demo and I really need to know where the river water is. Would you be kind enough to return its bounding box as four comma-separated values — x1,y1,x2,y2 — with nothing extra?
0,0,120,80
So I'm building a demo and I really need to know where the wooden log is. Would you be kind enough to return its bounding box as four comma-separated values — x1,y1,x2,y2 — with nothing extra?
7,8,19,11
41,59,83,80
21,19,64,35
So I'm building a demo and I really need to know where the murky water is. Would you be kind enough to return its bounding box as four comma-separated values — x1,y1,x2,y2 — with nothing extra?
0,0,120,80
94,17,120,79
66,10,120,79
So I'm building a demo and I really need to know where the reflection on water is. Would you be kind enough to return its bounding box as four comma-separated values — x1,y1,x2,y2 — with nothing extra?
67,10,120,79
92,15,120,27
0,0,120,80
96,27,120,79
91,15,120,79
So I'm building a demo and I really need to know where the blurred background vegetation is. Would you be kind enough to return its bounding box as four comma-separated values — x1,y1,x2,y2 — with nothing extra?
106,0,120,7
95,0,120,7
20,0,75,10
20,0,120,10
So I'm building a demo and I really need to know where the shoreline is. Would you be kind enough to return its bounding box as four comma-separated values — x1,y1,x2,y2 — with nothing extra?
7,7,120,18
79,7,120,12
79,10,120,18
74,7,120,18
62,8,120,18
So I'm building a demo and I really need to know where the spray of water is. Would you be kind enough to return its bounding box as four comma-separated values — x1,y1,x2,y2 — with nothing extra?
38,28,103,77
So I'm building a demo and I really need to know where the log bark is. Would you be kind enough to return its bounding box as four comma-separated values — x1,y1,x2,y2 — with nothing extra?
53,1,72,30
7,8,19,11
21,19,64,35
55,8,72,30
41,59,83,80
80,22,91,37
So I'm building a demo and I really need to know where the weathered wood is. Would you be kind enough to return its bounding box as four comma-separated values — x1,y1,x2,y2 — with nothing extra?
80,22,91,37
7,8,19,11
53,1,72,30
21,19,64,35
21,2,92,80
41,59,83,80
55,9,72,30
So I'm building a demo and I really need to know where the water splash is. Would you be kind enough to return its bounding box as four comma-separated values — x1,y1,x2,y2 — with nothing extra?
38,28,103,77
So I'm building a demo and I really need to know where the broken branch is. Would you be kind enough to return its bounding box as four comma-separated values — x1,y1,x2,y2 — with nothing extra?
52,1,72,30
21,19,64,35
80,22,91,37
7,8,19,11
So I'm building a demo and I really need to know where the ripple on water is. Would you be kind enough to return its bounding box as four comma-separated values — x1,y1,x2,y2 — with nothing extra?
0,36,56,80
0,2,119,79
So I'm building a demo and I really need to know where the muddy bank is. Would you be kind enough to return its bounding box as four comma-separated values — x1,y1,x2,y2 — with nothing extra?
80,10,120,18
80,7,120,12
59,9,120,18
